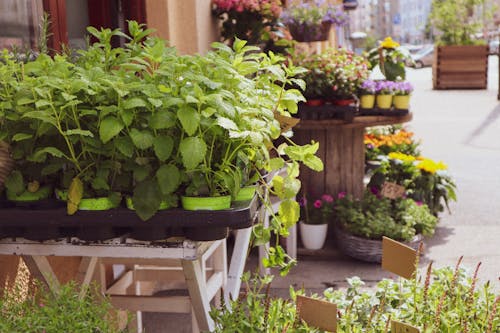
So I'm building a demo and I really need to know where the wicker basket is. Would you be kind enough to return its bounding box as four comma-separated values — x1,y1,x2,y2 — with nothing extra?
335,225,423,263
0,141,14,190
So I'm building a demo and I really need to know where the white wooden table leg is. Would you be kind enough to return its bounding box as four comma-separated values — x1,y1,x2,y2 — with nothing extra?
259,207,271,276
213,240,227,308
22,255,60,293
75,257,98,299
191,310,200,333
286,224,297,260
226,227,252,302
182,258,214,332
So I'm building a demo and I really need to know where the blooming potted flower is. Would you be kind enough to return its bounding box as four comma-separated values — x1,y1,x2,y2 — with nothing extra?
298,193,333,250
393,81,413,110
281,0,349,42
358,79,377,109
367,36,411,81
375,80,395,109
212,0,283,46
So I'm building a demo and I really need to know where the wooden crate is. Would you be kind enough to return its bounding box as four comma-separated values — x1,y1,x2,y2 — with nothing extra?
433,45,489,89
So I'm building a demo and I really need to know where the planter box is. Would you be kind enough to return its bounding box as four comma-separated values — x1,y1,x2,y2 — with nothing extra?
0,196,258,242
433,45,488,89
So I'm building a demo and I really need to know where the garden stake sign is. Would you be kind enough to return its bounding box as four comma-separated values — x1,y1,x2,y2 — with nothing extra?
381,236,417,279
296,295,337,332
380,181,406,199
391,320,420,333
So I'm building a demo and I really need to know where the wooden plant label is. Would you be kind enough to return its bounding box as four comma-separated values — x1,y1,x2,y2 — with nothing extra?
381,236,417,280
274,111,300,133
380,182,406,199
391,320,420,333
296,295,337,332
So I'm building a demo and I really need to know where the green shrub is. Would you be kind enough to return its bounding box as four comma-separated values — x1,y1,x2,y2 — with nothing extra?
0,281,125,333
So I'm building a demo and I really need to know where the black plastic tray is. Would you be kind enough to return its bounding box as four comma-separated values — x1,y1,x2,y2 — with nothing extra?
358,108,409,116
0,196,259,242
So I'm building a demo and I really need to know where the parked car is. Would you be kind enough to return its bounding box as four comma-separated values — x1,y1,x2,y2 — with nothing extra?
489,40,499,55
407,45,434,68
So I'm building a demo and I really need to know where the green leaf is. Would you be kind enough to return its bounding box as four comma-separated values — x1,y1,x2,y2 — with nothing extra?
130,129,154,150
278,199,300,229
133,165,152,182
179,137,206,170
91,177,110,191
216,117,238,131
156,164,181,195
12,133,33,142
17,97,34,106
303,155,324,172
65,129,94,137
150,110,176,129
153,136,174,162
31,147,67,162
115,136,135,158
99,116,124,143
269,158,285,171
22,111,57,127
133,179,162,221
41,162,64,176
67,177,83,215
120,109,134,127
177,105,200,136
185,95,199,104
4,170,24,195
34,99,51,108
123,97,147,109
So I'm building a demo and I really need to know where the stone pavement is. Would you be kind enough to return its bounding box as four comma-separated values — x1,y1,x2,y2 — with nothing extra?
145,57,500,332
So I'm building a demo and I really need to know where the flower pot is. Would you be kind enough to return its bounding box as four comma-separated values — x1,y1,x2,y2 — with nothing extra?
360,95,375,109
181,195,231,211
55,189,122,211
125,196,171,210
6,185,52,202
376,94,393,109
332,98,355,106
233,186,257,202
299,221,328,250
305,99,325,107
393,95,410,109
288,22,332,42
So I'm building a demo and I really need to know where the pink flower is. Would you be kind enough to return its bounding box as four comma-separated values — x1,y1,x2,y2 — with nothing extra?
337,192,346,199
321,194,334,203
415,200,423,206
313,200,322,209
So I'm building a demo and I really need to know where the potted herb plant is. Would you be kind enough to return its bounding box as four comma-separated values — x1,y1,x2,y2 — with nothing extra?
280,0,349,42
367,36,411,81
429,0,491,89
393,81,413,110
333,190,438,262
298,193,333,250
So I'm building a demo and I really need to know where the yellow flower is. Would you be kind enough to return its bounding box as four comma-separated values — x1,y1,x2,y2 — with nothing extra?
416,158,447,174
380,36,400,49
388,152,415,163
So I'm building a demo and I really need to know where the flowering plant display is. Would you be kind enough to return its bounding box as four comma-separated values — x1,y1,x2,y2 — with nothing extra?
281,0,349,42
368,152,457,216
292,48,369,100
212,0,283,45
299,193,334,225
364,126,420,161
367,36,412,81
358,79,377,95
375,80,396,95
393,81,414,96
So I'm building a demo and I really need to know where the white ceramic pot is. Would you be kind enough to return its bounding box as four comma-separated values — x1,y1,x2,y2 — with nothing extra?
299,221,328,250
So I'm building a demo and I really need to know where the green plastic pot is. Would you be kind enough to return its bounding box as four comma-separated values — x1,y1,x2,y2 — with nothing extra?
234,186,257,202
55,189,121,211
6,185,52,202
125,196,171,210
181,195,231,211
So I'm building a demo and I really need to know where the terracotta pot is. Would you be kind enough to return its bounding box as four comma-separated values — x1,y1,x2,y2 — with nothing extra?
360,95,375,109
305,99,325,107
393,95,410,109
376,94,393,109
332,98,355,106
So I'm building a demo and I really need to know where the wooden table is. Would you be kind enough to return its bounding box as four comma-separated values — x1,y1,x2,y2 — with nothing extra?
0,227,254,333
295,113,413,199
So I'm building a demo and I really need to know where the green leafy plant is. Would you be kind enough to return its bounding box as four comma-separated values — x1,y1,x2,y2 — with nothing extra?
429,0,493,46
298,193,334,225
366,37,411,81
0,281,126,332
334,190,438,241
